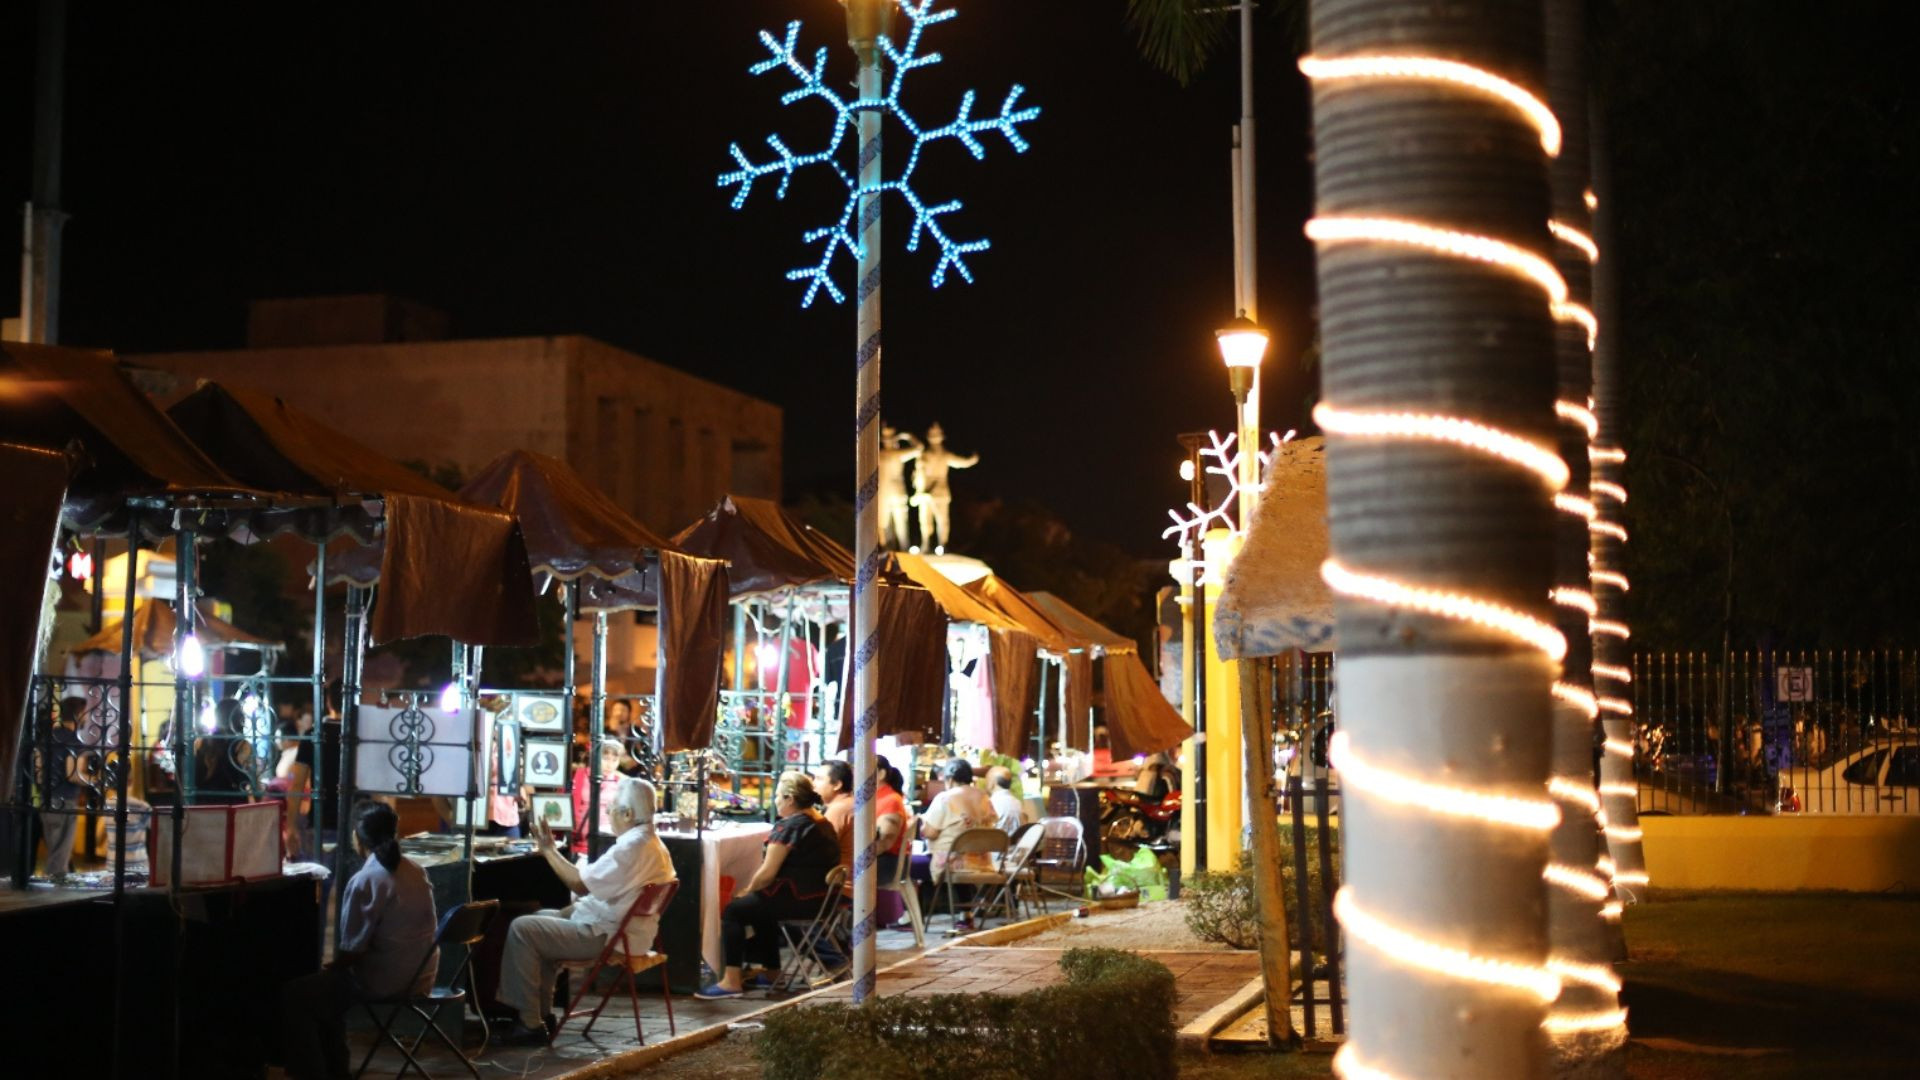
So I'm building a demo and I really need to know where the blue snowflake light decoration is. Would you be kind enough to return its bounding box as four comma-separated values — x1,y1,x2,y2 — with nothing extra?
717,0,1039,306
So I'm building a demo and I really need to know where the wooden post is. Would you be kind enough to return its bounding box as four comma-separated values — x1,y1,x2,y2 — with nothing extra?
1238,656,1296,1045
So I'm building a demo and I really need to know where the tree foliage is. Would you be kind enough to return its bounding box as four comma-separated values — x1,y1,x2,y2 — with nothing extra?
1595,1,1920,647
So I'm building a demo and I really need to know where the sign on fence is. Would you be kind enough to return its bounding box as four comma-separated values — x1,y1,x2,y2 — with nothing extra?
1776,666,1814,702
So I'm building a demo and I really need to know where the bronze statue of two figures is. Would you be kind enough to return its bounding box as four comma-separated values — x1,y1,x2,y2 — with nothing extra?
877,422,977,554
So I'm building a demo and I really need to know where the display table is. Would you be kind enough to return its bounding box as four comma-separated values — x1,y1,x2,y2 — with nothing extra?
659,822,772,992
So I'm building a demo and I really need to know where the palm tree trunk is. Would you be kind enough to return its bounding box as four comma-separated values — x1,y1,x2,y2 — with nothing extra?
1304,1,1560,1076
1542,1,1627,1072
1588,75,1650,910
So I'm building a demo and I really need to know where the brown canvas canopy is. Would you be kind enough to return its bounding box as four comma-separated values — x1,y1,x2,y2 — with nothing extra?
1,344,254,534
453,449,728,753
0,442,70,802
73,599,279,659
963,573,1085,655
884,552,1018,629
1026,591,1192,758
669,495,855,599
166,381,539,647
837,582,950,749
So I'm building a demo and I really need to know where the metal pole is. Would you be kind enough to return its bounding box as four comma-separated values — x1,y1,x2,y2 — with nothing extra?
110,513,140,1080
309,544,327,964
846,0,888,1006
333,584,367,940
1180,436,1210,871
589,611,608,856
1237,0,1261,488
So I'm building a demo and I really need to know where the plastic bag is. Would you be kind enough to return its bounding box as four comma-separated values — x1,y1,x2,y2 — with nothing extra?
1083,846,1169,902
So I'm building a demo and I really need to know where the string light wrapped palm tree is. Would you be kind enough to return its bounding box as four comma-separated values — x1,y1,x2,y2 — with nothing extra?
1301,0,1564,1075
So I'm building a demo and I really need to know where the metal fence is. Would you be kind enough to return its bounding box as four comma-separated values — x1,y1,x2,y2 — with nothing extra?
1632,649,1920,815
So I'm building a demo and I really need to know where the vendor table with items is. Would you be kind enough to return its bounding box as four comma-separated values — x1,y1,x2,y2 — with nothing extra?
659,821,772,992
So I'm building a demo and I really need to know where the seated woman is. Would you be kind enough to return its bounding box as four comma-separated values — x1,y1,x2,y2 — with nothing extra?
280,803,438,1080
696,772,841,999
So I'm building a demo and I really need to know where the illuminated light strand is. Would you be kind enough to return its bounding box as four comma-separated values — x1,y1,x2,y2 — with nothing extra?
1544,1007,1629,1036
1591,520,1629,543
1592,661,1632,683
1590,446,1626,465
1583,189,1599,211
1613,869,1651,888
1598,696,1634,716
1550,956,1624,995
1307,215,1567,303
1331,732,1561,832
1551,587,1597,616
1323,559,1569,661
1591,480,1628,504
1596,855,1617,878
1313,404,1569,491
1590,570,1631,593
1552,682,1600,720
1299,54,1562,155
1600,900,1624,920
1334,888,1562,1002
1548,220,1599,263
1591,619,1631,640
1552,301,1600,350
1555,400,1599,439
1604,824,1644,843
1602,737,1635,759
1548,776,1602,815
1554,494,1598,521
1332,1046,1402,1080
1545,862,1612,902
1598,781,1638,799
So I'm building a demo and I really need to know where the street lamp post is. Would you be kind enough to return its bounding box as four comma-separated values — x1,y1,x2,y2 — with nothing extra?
1216,314,1270,529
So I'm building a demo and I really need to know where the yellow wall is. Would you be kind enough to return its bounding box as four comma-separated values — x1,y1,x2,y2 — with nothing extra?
1202,530,1243,873
1642,815,1920,892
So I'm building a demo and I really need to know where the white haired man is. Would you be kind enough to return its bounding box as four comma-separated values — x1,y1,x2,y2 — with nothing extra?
498,776,675,1042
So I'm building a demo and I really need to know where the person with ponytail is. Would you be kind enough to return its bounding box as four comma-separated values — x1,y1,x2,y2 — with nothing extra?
279,802,438,1079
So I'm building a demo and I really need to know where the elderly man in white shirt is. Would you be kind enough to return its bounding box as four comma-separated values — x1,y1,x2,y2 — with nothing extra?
498,776,675,1042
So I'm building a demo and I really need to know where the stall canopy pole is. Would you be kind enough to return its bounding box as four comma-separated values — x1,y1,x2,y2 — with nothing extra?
167,525,195,898
308,544,328,964
334,583,369,938
777,593,796,764
110,511,141,1080
589,610,608,857
455,642,475,901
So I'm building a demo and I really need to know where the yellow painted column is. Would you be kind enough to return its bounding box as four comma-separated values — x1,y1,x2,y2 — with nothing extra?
1202,528,1244,872
1176,559,1197,882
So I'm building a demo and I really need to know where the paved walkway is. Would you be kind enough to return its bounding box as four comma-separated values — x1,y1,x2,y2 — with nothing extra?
810,946,1263,1029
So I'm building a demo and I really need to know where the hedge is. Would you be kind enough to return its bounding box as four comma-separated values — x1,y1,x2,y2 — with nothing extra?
754,947,1177,1080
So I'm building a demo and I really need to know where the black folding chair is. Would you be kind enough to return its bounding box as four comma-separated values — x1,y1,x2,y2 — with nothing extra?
773,866,851,993
353,899,499,1080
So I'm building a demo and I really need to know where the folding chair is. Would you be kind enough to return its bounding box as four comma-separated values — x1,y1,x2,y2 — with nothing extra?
875,817,925,947
1030,816,1089,912
550,879,680,1045
984,825,1046,924
773,865,851,993
354,899,499,1080
937,828,1010,933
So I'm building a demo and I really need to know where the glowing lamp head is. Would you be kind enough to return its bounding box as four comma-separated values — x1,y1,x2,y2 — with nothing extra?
755,643,781,672
68,551,94,582
177,634,206,679
1178,459,1195,482
438,682,463,714
1215,315,1270,402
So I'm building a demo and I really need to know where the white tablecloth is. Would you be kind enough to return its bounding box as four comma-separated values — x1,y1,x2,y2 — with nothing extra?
663,822,772,977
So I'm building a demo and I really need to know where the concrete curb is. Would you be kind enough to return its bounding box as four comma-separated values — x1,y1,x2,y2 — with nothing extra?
550,909,1071,1078
1176,976,1266,1051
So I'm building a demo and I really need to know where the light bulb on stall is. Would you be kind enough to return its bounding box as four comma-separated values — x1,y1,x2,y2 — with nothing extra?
197,698,219,734
240,691,260,721
177,634,206,679
438,682,463,714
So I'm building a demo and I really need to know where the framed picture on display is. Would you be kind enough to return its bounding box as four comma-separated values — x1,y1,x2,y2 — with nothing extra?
530,793,573,832
524,740,567,788
515,693,568,735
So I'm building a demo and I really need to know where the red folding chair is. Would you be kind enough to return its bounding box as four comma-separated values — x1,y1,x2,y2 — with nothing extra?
550,879,680,1044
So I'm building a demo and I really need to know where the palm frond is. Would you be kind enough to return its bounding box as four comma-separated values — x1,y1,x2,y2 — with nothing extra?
1125,0,1227,87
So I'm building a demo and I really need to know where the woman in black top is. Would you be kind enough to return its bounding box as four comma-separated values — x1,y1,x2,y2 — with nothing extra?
697,772,841,998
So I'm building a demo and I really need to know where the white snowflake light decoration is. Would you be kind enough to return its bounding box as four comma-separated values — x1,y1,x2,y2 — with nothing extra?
1162,429,1294,549
717,0,1040,306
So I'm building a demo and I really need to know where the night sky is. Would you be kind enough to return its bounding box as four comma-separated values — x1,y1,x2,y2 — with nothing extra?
0,2,1318,557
